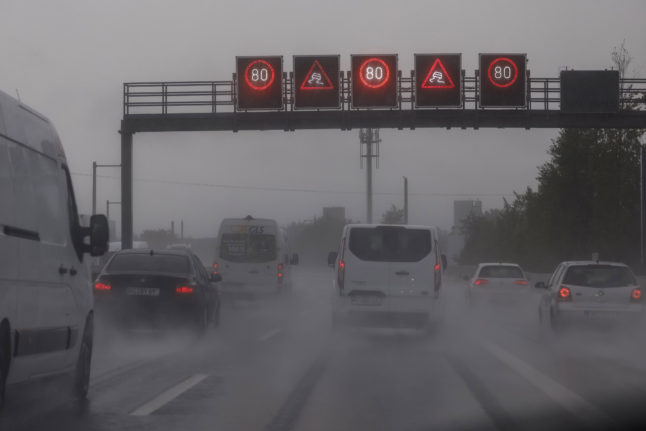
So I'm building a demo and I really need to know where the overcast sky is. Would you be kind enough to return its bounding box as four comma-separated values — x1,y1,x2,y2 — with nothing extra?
1,0,645,237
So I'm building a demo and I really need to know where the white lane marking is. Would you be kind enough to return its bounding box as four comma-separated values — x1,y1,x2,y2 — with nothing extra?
259,328,282,342
482,342,614,427
130,374,208,416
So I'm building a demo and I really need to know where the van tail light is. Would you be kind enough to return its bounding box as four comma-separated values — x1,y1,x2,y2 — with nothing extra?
212,262,219,275
514,279,528,286
94,282,111,291
558,286,572,301
473,279,489,286
338,259,345,292
631,288,642,302
176,285,194,295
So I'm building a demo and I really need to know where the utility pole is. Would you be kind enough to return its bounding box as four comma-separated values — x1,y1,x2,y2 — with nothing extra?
403,176,408,224
360,128,380,223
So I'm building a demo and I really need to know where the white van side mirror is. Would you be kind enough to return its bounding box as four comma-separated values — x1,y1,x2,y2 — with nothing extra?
87,215,109,256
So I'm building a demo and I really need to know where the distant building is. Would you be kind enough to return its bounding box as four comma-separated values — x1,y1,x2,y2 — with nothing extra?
323,206,345,222
453,200,482,230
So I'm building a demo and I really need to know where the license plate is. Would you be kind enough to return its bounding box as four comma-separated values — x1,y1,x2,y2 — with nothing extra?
351,296,383,306
126,287,160,297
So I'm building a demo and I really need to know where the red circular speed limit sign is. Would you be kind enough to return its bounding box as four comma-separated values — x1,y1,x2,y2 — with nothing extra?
358,58,390,89
244,59,276,91
487,57,519,88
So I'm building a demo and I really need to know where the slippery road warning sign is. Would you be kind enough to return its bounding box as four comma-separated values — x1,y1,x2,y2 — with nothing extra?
415,54,462,107
300,60,334,90
421,58,456,89
293,55,340,109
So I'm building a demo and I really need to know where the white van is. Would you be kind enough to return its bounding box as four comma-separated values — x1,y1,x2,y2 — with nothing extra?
214,216,294,298
329,224,446,330
0,91,108,410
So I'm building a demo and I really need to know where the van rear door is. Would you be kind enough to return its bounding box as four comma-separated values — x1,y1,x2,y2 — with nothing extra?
384,227,435,303
344,227,391,305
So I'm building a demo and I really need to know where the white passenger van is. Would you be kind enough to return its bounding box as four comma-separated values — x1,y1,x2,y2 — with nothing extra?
214,216,293,298
329,224,446,330
0,90,108,410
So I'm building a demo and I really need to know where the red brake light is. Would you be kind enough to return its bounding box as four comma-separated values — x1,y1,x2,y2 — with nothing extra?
558,286,571,301
176,286,194,294
434,263,441,272
514,280,528,286
338,259,345,291
212,262,219,275
631,288,642,301
474,279,489,286
278,263,283,271
278,272,283,278
94,282,111,291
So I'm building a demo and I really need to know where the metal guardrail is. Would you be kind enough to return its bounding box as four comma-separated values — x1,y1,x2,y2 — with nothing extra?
123,76,646,116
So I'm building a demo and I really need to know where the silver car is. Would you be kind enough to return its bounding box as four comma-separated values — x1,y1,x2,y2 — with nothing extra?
536,261,643,330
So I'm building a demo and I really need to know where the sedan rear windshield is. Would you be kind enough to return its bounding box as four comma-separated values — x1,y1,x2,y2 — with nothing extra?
563,265,637,287
107,253,191,275
349,227,431,262
478,265,524,279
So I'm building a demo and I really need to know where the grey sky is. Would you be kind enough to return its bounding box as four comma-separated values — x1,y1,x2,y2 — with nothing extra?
1,0,645,237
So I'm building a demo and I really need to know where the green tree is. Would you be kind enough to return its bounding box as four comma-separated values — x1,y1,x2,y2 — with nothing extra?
380,204,405,224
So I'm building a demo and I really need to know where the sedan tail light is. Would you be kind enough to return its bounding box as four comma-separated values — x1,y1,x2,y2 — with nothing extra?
631,288,642,302
176,285,194,295
94,282,111,291
558,286,572,301
514,279,529,286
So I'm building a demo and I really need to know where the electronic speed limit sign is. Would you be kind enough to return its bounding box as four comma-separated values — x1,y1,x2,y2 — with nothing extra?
351,54,398,108
236,56,283,110
479,54,527,107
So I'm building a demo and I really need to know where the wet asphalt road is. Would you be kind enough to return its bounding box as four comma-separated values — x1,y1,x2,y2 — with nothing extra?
3,265,646,431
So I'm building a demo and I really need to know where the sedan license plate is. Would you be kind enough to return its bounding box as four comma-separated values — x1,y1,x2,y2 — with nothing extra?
126,287,160,297
351,295,382,306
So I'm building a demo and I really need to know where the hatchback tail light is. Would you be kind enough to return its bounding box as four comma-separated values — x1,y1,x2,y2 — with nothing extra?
474,279,489,286
558,286,572,301
631,288,642,302
94,282,111,291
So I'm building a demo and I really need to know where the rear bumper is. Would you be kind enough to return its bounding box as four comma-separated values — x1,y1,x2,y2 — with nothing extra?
95,297,202,329
332,294,437,328
557,303,644,314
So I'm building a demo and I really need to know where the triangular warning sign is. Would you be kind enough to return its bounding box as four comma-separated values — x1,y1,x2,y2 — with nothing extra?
421,58,455,89
300,60,334,90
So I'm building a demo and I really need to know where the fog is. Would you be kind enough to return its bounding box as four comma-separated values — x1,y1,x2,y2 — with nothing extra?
1,0,645,236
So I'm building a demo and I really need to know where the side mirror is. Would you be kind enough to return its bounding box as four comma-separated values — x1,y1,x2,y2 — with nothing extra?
441,254,448,270
88,215,109,257
534,281,546,289
290,253,299,265
327,251,338,267
210,273,222,283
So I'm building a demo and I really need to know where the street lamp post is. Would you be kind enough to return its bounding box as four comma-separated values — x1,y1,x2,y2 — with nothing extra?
403,176,408,225
92,161,121,215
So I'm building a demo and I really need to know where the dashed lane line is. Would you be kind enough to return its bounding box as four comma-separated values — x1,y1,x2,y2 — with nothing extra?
130,374,208,416
481,341,615,428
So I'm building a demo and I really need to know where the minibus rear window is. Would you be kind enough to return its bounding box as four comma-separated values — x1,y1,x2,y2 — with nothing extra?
349,227,431,262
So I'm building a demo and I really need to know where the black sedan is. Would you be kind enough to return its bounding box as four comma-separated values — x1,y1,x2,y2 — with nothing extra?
94,248,221,334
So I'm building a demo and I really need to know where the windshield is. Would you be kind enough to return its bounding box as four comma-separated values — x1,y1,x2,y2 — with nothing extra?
478,265,524,278
219,233,277,263
106,253,191,275
349,227,431,262
563,265,637,287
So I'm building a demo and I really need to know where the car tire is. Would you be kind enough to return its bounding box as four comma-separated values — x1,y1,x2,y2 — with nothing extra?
212,301,221,328
196,306,209,336
74,315,93,401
